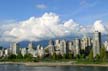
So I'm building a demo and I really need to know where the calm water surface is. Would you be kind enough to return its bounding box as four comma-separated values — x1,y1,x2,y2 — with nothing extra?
0,64,108,71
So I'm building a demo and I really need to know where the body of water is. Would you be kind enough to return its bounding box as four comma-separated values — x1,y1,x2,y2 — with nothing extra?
0,64,108,71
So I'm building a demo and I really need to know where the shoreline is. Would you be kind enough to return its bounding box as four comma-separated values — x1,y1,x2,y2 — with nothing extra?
0,62,108,67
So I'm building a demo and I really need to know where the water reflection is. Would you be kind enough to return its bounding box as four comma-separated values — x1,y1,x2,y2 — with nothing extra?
0,64,108,71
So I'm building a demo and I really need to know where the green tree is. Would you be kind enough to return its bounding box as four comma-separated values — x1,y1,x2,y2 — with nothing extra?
68,53,73,59
88,49,93,62
76,54,80,61
63,54,67,59
17,53,23,59
100,46,107,62
32,57,39,62
106,52,108,59
79,54,84,60
24,53,33,61
52,53,57,60
95,54,100,62
8,54,17,59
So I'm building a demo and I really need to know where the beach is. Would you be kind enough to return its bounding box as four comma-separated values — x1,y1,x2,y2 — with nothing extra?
0,62,108,67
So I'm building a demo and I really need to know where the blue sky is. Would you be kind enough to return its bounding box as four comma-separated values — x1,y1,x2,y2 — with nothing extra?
0,0,108,25
0,0,108,47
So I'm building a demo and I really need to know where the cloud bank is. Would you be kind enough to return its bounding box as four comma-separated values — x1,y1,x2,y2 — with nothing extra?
0,12,107,42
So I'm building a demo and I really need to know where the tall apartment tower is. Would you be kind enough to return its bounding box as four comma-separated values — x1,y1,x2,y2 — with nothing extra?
27,42,34,55
55,40,61,55
37,45,44,58
68,41,74,54
47,40,55,55
60,40,66,55
74,38,80,56
20,48,27,56
0,47,3,57
93,31,101,57
10,42,19,55
81,35,88,50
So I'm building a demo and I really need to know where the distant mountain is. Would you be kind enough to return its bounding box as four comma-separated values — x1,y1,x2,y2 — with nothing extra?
0,34,107,48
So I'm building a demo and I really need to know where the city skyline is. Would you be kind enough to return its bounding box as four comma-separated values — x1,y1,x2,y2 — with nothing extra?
0,31,108,58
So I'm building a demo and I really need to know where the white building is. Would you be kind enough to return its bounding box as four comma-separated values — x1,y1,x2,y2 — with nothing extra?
26,42,37,57
81,36,88,50
104,41,108,51
60,40,66,55
55,40,61,55
27,42,34,55
0,47,3,57
74,38,80,56
93,31,101,57
47,40,55,55
20,48,27,56
10,42,20,55
68,41,75,54
4,48,9,56
37,45,44,58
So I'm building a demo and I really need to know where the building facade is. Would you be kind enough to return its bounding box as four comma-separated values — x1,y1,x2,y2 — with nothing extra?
10,42,20,55
93,31,101,57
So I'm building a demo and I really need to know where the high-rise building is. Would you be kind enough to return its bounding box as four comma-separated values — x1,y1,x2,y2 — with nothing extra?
27,42,34,55
0,47,3,57
55,40,60,45
10,42,19,55
49,40,54,45
93,31,101,57
104,41,108,51
4,48,9,56
88,37,92,47
74,38,80,56
81,35,88,50
20,48,27,56
37,45,44,58
47,40,55,55
32,50,37,57
55,40,61,55
68,41,75,54
81,36,92,55
60,40,66,55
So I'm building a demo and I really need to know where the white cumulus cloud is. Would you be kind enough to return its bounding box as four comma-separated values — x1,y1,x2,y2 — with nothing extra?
0,12,107,42
92,20,106,33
